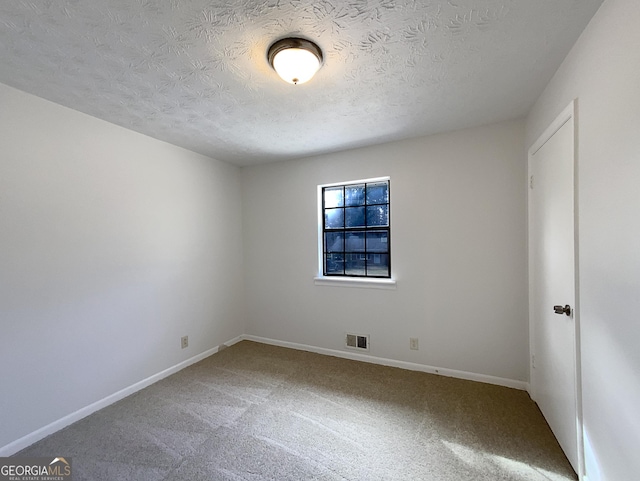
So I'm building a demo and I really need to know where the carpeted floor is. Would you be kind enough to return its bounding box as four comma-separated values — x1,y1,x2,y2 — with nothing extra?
17,341,576,480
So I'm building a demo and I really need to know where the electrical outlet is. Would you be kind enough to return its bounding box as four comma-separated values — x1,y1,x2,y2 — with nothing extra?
181,336,188,349
410,337,419,350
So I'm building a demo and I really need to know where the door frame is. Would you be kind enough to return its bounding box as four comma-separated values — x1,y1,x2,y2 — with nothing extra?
527,99,585,479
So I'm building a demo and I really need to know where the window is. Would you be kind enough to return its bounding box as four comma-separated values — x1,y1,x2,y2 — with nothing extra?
321,179,390,278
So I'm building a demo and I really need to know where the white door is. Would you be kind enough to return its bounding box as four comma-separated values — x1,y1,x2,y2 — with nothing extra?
529,102,581,475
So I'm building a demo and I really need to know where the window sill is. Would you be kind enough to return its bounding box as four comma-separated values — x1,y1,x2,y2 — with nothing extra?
314,276,397,290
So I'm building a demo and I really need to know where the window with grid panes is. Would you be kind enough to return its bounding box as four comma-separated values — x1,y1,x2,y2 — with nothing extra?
322,180,390,278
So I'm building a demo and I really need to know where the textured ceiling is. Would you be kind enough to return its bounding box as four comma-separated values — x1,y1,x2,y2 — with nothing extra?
0,0,602,166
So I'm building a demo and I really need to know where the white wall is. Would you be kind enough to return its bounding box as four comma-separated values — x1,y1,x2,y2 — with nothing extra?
242,120,528,383
526,0,640,478
0,83,244,451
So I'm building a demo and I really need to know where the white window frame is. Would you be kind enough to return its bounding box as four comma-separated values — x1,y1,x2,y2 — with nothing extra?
314,177,396,290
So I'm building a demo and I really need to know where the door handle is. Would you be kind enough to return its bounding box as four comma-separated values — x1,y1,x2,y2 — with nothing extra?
553,305,571,316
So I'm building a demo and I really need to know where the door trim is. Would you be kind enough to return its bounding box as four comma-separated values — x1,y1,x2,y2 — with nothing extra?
528,99,584,479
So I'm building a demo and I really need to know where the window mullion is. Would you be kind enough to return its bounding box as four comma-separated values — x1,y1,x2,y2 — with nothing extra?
342,185,346,275
321,179,389,278
364,182,368,276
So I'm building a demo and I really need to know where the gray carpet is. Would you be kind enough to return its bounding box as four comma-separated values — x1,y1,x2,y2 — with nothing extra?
17,341,576,480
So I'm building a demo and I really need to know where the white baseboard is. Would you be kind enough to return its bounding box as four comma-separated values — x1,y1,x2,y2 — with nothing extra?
1,333,528,456
223,335,244,347
243,335,529,391
0,339,233,457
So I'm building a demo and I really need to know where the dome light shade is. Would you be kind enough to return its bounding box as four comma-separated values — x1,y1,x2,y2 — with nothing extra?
268,38,323,85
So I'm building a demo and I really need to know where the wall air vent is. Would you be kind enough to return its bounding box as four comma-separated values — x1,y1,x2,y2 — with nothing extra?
346,333,369,351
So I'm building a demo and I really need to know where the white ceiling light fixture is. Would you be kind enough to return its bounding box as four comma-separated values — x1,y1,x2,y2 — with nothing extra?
267,37,323,85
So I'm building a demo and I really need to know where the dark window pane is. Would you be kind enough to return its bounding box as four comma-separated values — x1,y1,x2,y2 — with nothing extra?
366,205,389,227
325,253,344,275
367,254,389,277
325,208,344,228
324,187,344,208
345,207,365,227
345,254,366,276
345,231,365,252
345,184,365,206
366,231,389,253
325,232,344,253
321,180,390,279
366,182,388,205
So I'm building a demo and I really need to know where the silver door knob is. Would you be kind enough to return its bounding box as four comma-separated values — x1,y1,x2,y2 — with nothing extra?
553,305,571,316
